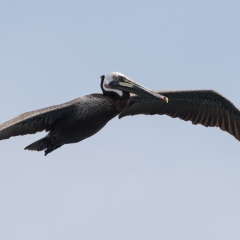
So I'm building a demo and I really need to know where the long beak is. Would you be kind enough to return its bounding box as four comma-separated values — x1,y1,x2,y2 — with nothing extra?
108,77,168,102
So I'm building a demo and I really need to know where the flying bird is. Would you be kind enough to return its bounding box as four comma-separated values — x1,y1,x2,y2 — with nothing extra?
0,72,239,156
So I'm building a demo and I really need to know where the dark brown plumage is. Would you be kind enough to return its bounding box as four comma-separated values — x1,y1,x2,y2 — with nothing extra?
0,72,239,155
120,90,240,141
0,94,127,155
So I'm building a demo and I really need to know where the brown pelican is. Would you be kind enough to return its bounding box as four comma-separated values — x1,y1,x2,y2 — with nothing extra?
0,72,239,155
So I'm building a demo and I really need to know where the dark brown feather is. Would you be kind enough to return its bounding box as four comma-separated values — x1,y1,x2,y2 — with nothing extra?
119,90,240,141
0,94,123,141
0,98,78,140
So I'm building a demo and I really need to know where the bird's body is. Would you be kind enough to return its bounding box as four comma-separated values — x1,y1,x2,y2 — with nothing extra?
26,94,123,155
0,72,240,155
0,92,129,155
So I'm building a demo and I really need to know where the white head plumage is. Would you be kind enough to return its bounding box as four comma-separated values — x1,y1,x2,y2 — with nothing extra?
102,72,125,96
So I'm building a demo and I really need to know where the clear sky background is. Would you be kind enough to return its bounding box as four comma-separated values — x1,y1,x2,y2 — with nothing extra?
0,1,240,239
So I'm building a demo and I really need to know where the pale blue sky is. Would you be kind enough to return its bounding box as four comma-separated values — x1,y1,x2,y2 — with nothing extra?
0,1,240,239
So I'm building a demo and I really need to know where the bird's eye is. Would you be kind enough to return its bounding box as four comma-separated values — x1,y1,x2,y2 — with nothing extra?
117,76,123,82
114,75,118,81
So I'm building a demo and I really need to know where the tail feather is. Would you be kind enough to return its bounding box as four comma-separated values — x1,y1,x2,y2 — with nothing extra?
24,137,47,151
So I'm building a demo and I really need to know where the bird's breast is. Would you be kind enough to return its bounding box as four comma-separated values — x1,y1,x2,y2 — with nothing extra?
53,94,121,143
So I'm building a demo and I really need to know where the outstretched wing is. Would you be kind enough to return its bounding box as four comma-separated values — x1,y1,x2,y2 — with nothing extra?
119,90,240,141
0,97,83,140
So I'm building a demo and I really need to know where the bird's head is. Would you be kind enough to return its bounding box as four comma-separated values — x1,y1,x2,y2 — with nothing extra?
100,72,168,102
